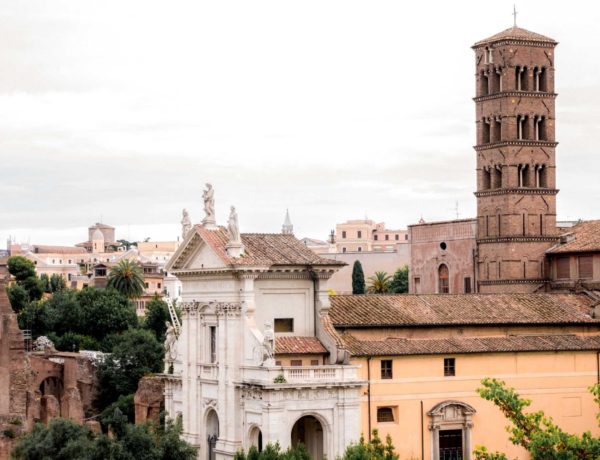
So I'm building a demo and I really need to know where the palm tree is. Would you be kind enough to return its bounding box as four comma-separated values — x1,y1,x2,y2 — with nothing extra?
107,259,145,299
367,271,392,294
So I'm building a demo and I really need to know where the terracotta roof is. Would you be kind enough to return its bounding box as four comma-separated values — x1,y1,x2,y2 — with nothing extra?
195,225,344,267
32,245,87,255
275,336,328,355
329,294,598,327
547,220,600,254
341,333,600,356
474,26,557,47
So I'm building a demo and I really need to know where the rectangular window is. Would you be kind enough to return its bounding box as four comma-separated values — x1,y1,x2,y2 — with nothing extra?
556,257,570,279
357,231,362,238
380,359,393,379
374,235,378,241
210,326,217,363
342,231,347,239
395,234,399,241
290,360,302,366
275,360,282,366
405,234,408,240
274,318,294,333
144,282,149,288
414,277,421,294
157,283,162,289
444,358,455,377
310,359,319,366
579,256,593,279
464,277,472,293
385,235,389,241
377,407,395,423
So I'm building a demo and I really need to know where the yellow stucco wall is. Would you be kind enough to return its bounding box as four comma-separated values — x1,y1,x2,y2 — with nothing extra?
354,351,600,459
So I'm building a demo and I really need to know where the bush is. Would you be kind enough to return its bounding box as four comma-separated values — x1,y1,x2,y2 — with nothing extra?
50,332,101,352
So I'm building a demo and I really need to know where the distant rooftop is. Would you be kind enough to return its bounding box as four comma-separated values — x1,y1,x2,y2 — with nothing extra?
473,26,557,47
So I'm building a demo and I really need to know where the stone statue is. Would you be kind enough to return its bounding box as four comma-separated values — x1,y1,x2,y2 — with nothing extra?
165,322,178,362
262,322,274,364
202,183,215,224
228,206,241,243
181,208,191,239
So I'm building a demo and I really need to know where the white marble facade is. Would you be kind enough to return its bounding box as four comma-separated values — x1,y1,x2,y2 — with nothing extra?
164,222,363,460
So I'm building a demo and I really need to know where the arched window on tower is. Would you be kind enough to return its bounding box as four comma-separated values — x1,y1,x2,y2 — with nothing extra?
490,67,501,93
482,118,491,143
482,167,491,190
516,66,529,91
438,264,449,294
518,164,531,187
534,67,548,92
491,116,502,142
517,115,531,140
492,165,502,189
484,47,489,64
535,116,546,141
479,70,489,96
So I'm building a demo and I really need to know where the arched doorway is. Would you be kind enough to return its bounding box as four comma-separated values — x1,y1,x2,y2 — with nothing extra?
206,410,219,460
428,400,476,460
249,426,263,452
291,415,324,460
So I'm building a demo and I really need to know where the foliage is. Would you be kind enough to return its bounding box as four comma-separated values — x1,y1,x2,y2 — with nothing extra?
273,374,287,384
7,256,37,281
144,296,170,342
389,266,409,294
351,261,366,295
95,328,164,410
50,273,66,292
339,429,398,460
367,272,392,294
6,256,43,313
107,259,145,299
234,442,311,460
11,416,196,460
48,332,101,352
40,274,51,293
473,378,600,460
99,395,135,428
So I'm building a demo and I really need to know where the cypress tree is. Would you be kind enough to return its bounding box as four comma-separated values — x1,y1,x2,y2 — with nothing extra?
352,260,366,294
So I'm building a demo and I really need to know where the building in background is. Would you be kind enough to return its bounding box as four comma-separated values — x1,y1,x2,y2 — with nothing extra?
334,220,408,253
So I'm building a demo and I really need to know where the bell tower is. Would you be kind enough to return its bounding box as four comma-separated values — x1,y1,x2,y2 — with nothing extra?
473,26,559,293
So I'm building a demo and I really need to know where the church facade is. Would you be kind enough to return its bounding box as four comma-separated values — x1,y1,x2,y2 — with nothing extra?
163,203,363,460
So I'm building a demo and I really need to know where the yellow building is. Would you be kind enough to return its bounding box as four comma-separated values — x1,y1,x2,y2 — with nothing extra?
329,293,600,460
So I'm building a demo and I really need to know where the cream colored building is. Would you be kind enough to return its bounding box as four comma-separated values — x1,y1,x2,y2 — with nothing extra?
335,220,408,253
329,293,600,460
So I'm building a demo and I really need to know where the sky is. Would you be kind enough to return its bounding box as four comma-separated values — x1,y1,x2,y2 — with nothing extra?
1,0,599,247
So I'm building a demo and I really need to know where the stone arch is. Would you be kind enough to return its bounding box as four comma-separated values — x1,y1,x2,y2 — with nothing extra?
428,400,476,460
290,412,330,460
205,409,219,460
248,424,263,452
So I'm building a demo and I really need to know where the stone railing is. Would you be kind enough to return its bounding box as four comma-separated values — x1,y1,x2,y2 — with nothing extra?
240,365,360,385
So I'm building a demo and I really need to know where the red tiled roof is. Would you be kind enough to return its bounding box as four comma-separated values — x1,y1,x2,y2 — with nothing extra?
547,220,600,254
195,225,344,267
32,245,87,254
329,293,598,327
474,26,556,47
341,333,600,356
275,336,328,355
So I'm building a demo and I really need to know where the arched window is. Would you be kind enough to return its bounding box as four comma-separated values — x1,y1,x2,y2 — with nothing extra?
438,264,449,294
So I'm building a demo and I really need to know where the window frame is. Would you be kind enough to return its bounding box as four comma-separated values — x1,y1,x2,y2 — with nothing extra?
376,406,395,423
444,357,456,377
274,318,294,333
380,359,393,379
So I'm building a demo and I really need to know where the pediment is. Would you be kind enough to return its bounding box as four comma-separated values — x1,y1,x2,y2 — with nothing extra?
166,229,229,272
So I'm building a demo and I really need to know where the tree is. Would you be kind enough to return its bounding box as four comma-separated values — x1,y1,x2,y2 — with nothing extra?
6,256,44,312
474,378,600,460
95,328,164,410
40,273,51,293
352,261,366,295
144,296,170,342
234,442,311,460
12,416,196,460
50,273,66,292
367,271,392,294
107,259,145,299
77,287,138,342
340,429,398,460
389,266,409,294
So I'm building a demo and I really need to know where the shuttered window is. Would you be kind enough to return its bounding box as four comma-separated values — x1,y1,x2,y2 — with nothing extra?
556,257,570,279
579,256,593,279
377,407,395,423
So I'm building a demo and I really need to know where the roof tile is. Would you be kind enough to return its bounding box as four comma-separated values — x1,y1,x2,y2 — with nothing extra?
275,336,328,355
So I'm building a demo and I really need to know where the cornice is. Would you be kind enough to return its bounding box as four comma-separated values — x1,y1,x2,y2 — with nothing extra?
474,187,558,198
474,91,557,103
474,140,558,151
477,236,559,244
472,39,557,49
478,278,549,286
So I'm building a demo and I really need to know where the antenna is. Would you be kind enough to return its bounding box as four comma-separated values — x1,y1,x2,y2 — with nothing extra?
450,201,460,220
513,4,518,28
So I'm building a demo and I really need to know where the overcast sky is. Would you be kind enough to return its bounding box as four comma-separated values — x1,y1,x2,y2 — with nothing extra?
2,0,599,246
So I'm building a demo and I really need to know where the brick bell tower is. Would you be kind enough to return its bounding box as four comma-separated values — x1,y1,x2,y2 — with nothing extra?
473,25,559,293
